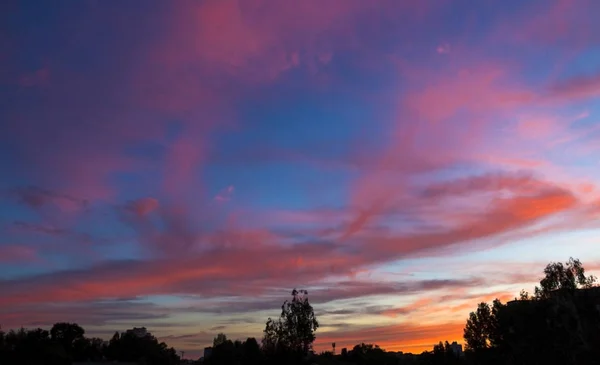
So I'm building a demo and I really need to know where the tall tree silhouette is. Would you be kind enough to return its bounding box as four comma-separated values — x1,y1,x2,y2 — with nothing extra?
262,289,319,362
463,299,503,351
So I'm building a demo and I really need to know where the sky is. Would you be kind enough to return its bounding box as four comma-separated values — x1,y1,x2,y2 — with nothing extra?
1,0,600,359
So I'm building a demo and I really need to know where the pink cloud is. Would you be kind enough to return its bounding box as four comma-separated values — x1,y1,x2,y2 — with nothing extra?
341,172,581,263
579,183,595,194
1,171,587,310
548,72,600,100
381,298,434,318
340,68,560,240
419,171,546,199
516,115,562,140
142,0,438,97
160,0,384,80
403,66,535,123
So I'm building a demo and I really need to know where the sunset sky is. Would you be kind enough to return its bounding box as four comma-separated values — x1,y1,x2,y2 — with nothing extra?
2,0,600,359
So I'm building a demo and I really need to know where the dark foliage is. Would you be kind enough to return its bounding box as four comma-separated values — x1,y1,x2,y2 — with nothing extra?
534,257,597,299
104,330,179,365
204,335,264,365
0,327,70,365
463,257,600,365
0,323,179,365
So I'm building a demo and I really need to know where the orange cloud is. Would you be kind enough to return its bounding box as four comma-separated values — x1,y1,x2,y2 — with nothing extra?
499,189,577,221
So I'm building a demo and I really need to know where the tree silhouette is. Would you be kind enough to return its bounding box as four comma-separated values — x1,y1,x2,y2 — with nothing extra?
534,257,597,299
431,341,461,365
464,302,491,350
104,330,179,365
241,337,262,365
104,331,121,360
463,299,504,351
0,327,69,365
0,325,180,365
209,334,235,365
262,289,319,362
50,322,84,357
213,333,228,347
349,343,390,365
433,341,445,361
462,258,600,365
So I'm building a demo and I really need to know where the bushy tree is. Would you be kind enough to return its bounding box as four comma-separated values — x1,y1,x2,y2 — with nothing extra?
349,343,394,365
463,299,504,351
209,333,235,365
534,257,597,299
213,333,228,347
262,289,319,362
464,303,491,350
50,322,85,355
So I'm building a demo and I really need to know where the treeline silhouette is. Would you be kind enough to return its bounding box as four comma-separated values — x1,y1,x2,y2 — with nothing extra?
1,258,598,365
461,257,600,365
0,322,178,365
